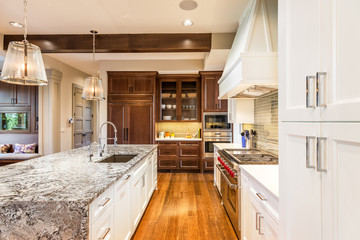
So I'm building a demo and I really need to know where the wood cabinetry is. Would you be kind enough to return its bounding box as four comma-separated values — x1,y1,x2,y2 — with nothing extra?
108,71,156,95
107,71,156,144
0,82,32,107
157,74,201,122
108,103,153,144
157,141,201,170
200,71,227,112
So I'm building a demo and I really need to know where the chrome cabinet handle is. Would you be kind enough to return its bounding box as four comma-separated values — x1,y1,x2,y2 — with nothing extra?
256,212,261,230
316,137,327,172
306,76,316,108
256,193,267,201
306,136,316,169
98,228,110,240
316,72,327,107
258,216,264,235
98,198,110,207
125,175,131,180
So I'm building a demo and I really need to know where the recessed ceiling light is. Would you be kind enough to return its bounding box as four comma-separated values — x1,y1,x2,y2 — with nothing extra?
182,19,193,27
9,21,24,28
179,0,198,11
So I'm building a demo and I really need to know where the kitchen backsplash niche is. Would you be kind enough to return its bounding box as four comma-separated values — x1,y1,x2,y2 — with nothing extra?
155,122,202,138
243,92,278,156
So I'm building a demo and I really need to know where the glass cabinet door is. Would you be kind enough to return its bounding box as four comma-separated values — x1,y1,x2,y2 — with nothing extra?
160,81,177,121
180,80,198,121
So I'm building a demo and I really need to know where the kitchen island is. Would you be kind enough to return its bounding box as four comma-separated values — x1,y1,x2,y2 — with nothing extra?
0,144,157,239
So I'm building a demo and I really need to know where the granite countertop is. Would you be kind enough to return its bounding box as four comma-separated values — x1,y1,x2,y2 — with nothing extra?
155,138,202,141
0,144,157,239
240,165,279,198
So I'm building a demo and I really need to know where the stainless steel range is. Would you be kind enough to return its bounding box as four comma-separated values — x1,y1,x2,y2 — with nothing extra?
216,149,278,239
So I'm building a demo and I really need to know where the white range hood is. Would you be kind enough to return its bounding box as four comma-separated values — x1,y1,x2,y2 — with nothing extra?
218,0,278,99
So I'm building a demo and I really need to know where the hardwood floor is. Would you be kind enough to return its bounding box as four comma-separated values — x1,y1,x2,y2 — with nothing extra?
133,173,238,240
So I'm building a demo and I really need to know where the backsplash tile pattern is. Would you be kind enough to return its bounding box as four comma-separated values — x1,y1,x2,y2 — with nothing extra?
243,92,278,156
155,122,202,138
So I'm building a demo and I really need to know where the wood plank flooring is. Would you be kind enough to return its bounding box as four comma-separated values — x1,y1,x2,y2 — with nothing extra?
133,173,238,240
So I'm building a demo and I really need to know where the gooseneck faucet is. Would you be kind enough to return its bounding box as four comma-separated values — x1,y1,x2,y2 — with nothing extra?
98,121,118,157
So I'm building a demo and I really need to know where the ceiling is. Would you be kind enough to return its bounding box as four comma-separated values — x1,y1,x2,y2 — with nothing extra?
0,0,249,74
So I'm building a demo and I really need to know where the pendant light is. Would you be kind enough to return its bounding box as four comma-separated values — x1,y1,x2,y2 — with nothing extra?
82,30,105,101
0,0,47,86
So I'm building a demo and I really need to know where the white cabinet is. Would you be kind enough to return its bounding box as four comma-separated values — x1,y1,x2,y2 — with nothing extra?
280,123,360,240
279,0,360,122
241,169,279,240
279,123,322,240
213,145,221,195
114,175,132,240
90,149,158,240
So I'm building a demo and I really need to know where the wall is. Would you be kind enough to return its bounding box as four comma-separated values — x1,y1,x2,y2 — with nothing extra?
243,92,278,155
41,55,89,153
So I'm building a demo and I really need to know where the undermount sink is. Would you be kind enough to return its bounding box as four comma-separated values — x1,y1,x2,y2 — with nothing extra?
99,154,137,163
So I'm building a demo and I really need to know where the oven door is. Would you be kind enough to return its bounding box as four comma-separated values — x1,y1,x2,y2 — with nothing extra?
203,113,232,131
218,164,240,238
204,138,232,158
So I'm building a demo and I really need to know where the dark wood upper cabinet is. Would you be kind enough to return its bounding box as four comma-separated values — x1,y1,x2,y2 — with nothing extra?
108,71,156,95
157,74,201,122
201,71,228,112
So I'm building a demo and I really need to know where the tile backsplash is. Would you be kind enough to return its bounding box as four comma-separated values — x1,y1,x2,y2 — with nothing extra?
155,122,202,138
243,92,278,156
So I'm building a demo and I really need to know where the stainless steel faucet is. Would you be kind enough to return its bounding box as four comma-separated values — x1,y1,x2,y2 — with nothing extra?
98,121,118,157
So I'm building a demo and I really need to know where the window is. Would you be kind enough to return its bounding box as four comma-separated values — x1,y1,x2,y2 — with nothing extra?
0,113,29,131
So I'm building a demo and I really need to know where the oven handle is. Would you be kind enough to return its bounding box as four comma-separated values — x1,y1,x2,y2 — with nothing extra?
216,164,238,190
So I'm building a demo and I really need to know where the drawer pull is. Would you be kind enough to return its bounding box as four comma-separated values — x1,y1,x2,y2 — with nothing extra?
98,198,110,207
98,228,110,240
256,212,261,230
125,175,131,180
256,193,267,201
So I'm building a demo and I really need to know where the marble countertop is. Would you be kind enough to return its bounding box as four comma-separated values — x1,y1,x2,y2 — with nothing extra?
240,165,279,198
155,138,202,141
0,144,157,239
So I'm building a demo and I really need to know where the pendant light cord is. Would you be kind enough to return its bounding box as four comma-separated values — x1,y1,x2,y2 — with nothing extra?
92,31,95,77
24,0,28,42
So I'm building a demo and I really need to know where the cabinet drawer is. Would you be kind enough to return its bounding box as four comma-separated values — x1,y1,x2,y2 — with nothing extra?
179,141,200,147
179,147,200,157
158,147,177,156
179,159,199,169
158,159,177,169
90,187,114,223
91,204,113,240
204,158,214,170
158,142,178,147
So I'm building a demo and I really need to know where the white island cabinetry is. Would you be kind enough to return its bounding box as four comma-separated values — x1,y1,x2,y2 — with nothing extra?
89,149,157,240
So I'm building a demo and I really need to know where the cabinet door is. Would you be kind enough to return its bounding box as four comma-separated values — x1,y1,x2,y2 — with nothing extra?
279,122,322,240
131,76,154,94
15,85,31,106
322,123,360,240
131,175,142,229
279,0,322,121
218,99,228,112
114,177,132,240
0,82,14,106
107,104,125,144
248,195,262,240
203,75,219,112
108,74,131,94
320,1,360,121
126,104,153,144
180,79,200,121
146,159,154,200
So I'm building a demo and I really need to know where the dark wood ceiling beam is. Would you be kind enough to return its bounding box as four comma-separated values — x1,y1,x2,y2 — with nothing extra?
3,33,211,53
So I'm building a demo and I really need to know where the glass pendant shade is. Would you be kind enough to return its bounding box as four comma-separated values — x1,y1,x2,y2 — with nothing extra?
0,41,48,86
82,76,105,101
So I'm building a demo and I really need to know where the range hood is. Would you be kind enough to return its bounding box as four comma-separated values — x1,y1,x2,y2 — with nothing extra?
218,0,278,99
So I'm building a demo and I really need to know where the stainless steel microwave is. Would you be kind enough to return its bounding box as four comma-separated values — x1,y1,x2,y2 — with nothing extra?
203,112,232,132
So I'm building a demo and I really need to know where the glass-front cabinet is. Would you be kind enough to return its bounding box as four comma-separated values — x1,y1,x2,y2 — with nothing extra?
158,75,200,122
